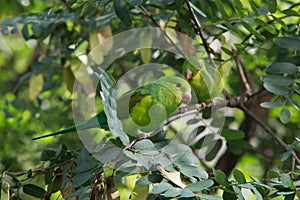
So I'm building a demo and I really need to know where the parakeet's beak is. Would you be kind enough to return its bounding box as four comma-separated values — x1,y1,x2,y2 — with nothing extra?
185,68,193,81
181,91,192,104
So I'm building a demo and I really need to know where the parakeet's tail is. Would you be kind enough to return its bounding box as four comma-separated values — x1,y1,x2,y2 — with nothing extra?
32,111,107,140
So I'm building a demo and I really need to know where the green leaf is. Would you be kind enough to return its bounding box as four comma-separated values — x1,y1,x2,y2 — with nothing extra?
283,9,300,17
260,102,284,108
23,184,46,198
255,19,277,34
267,169,280,178
260,75,294,86
280,151,291,161
214,170,229,186
214,0,228,19
73,159,98,174
288,98,300,110
179,165,208,179
69,186,90,198
164,187,182,198
281,173,291,188
240,183,263,200
41,149,56,161
221,129,245,140
133,139,156,152
29,73,44,100
181,188,195,198
151,182,172,194
71,173,94,188
250,1,259,16
233,186,244,200
140,28,152,63
114,0,132,27
210,117,226,127
267,0,277,13
32,23,42,37
205,139,222,161
273,16,288,30
295,83,300,95
196,194,223,200
233,169,246,184
263,82,288,96
279,108,291,124
267,62,298,75
221,47,233,56
21,24,30,40
55,144,66,157
241,21,265,40
233,0,247,17
136,174,163,186
186,179,214,192
274,37,300,50
126,0,142,6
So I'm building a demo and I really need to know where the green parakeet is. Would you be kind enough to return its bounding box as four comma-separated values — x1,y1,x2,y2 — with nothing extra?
183,57,223,102
33,75,191,140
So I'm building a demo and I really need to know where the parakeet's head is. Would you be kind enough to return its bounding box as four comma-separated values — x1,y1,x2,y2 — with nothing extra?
156,76,192,104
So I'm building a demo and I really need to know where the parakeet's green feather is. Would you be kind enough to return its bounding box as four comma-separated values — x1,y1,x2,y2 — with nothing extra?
33,112,108,140
33,75,191,140
183,57,223,102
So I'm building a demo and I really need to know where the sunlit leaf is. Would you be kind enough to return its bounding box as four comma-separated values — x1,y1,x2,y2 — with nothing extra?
140,28,152,63
241,21,265,40
273,16,288,30
250,1,259,16
260,102,284,108
233,169,246,184
240,183,263,200
29,73,44,100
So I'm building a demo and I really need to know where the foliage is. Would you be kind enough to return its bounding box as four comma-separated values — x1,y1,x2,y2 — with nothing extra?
0,0,300,199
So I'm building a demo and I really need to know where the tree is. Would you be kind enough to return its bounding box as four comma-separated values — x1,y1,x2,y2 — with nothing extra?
0,0,300,199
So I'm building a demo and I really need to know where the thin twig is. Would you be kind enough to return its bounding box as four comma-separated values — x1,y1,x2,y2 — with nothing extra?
4,159,76,177
239,103,300,164
184,0,215,65
233,48,253,94
139,6,186,57
61,0,73,11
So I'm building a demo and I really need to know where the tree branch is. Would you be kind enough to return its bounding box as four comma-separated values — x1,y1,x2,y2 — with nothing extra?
239,103,300,164
233,48,254,94
184,0,215,65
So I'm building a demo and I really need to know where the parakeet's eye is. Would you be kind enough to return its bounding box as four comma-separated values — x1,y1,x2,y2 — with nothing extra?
176,83,181,88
